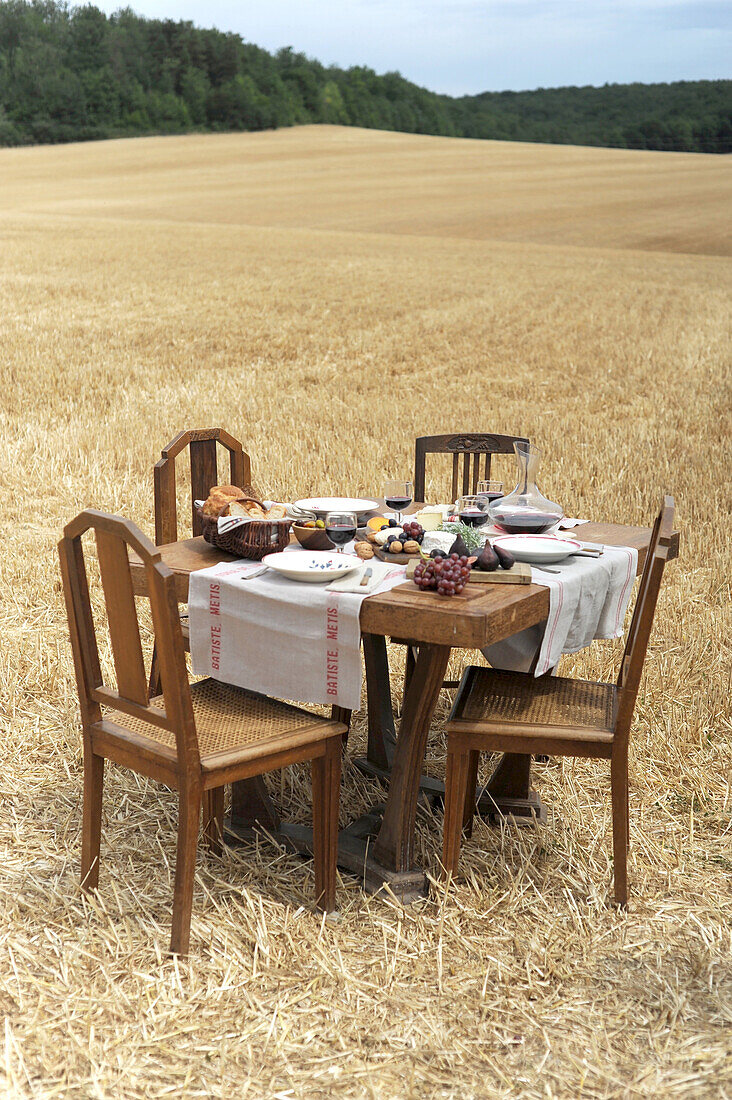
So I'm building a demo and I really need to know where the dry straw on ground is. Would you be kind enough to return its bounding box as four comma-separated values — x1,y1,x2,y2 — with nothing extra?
0,127,730,1099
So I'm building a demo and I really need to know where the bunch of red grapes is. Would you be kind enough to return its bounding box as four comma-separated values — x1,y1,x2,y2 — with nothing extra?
400,519,424,543
413,553,471,596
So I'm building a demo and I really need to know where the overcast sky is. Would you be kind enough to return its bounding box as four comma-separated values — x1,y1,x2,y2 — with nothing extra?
93,0,731,96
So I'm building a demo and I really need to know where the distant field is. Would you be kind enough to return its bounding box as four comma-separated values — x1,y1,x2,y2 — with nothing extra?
2,125,731,255
1,127,730,1099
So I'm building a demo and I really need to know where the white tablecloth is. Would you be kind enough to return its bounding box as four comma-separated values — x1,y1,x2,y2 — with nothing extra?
188,558,407,710
484,544,638,675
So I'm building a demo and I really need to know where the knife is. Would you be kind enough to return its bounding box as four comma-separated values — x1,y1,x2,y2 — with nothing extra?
359,566,373,587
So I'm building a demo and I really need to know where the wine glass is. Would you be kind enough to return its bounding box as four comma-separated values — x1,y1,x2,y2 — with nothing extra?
384,479,413,525
476,480,504,505
324,510,357,554
457,495,491,528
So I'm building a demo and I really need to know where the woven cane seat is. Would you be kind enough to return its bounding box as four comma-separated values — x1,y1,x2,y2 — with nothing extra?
107,678,337,764
451,667,616,739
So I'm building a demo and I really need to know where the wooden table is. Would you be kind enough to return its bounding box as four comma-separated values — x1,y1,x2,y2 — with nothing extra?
130,521,679,902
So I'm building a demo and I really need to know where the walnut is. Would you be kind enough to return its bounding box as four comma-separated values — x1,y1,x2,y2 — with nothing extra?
389,540,403,554
355,542,375,560
403,540,420,554
366,531,379,544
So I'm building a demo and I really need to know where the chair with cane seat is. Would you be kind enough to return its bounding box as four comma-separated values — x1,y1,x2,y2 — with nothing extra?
59,509,345,955
441,496,675,906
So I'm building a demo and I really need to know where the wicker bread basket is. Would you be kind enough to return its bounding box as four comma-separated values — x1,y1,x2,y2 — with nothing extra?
199,507,293,560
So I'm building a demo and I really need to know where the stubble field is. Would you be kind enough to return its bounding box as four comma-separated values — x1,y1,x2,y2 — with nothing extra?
0,125,730,1098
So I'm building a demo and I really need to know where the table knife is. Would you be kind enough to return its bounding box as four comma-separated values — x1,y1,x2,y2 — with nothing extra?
359,567,373,587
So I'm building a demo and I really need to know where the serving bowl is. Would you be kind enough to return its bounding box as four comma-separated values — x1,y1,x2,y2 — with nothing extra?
292,522,334,551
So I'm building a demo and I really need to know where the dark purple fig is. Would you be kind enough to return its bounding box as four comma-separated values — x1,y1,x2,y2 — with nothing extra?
493,543,515,570
477,545,500,571
467,555,479,569
449,535,470,559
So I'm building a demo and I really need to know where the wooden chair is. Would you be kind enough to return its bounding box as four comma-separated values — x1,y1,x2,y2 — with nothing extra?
59,510,345,956
149,427,251,696
154,427,251,546
399,433,530,698
413,433,529,506
442,496,675,906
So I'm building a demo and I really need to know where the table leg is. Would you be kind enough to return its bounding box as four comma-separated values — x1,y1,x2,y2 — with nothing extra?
354,635,446,799
371,643,451,872
477,753,547,824
225,776,281,843
283,642,452,902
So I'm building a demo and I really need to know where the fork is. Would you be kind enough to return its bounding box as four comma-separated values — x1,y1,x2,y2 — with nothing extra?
240,566,268,581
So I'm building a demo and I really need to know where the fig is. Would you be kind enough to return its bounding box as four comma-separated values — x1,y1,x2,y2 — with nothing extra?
449,535,470,559
477,545,500,571
493,543,516,570
430,549,445,559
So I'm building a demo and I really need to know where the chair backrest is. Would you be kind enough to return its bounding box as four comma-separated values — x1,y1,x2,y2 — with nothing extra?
614,495,675,743
414,433,529,503
59,510,200,775
154,428,251,545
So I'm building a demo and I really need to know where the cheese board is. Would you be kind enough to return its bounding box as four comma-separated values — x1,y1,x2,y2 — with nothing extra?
405,558,531,585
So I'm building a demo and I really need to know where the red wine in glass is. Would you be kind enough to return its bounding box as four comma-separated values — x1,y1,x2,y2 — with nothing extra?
325,523,357,547
324,510,357,552
476,490,504,505
459,509,487,528
385,495,412,512
384,479,412,524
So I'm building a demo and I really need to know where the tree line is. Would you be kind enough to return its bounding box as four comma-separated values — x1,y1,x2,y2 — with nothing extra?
0,1,730,153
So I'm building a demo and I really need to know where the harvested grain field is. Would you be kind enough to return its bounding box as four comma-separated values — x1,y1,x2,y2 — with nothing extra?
0,125,730,1099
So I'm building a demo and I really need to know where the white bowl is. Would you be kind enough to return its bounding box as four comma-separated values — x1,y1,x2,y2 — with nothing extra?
292,497,380,517
262,550,361,583
491,535,581,564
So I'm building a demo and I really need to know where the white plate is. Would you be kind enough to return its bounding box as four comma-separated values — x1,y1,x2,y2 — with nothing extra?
262,550,361,583
492,535,582,564
292,497,380,517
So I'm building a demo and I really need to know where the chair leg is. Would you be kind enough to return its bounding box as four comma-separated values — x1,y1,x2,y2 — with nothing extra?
463,750,480,838
331,706,351,747
442,744,472,879
81,745,104,891
312,737,341,912
202,787,225,857
148,643,162,699
611,754,629,908
170,785,202,956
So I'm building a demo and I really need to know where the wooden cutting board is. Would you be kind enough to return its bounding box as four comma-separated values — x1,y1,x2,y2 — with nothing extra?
405,558,531,585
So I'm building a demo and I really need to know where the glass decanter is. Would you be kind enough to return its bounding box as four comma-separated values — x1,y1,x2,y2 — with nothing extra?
488,442,564,534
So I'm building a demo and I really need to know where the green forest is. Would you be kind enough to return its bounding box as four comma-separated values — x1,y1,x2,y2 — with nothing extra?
1,1,730,152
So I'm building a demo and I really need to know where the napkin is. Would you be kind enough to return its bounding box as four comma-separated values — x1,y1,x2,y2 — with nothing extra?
558,517,590,529
327,560,406,594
